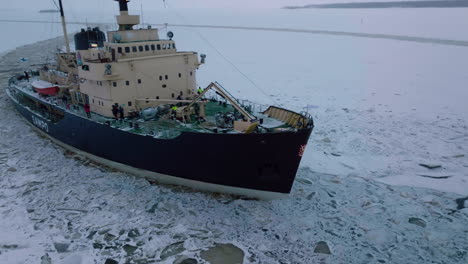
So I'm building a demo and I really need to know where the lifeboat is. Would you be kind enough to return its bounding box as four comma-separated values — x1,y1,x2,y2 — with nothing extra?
32,80,59,95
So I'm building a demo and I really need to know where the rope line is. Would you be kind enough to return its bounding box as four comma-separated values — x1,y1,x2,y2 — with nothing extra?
162,1,277,105
51,0,59,10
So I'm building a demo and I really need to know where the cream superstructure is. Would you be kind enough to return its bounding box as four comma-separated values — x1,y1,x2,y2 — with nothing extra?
76,1,202,117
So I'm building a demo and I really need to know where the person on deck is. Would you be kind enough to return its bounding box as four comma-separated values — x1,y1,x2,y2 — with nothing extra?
84,103,91,118
24,71,29,82
112,104,119,119
197,87,203,95
119,105,124,119
62,95,68,107
171,105,178,119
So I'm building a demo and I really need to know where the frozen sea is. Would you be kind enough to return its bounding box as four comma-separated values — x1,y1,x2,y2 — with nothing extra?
1,6,468,264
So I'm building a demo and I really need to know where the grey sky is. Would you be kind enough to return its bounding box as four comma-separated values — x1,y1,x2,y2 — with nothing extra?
7,0,328,10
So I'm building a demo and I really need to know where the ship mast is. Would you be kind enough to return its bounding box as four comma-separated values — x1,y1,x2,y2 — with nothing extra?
115,0,140,31
58,0,71,53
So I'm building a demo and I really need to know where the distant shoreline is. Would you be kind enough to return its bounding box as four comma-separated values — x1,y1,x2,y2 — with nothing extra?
39,9,59,13
0,9,19,12
284,0,468,9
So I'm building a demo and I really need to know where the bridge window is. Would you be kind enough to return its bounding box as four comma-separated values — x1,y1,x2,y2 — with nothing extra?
128,101,132,106
118,47,122,53
139,46,144,52
165,75,168,80
138,79,141,84
151,44,155,51
145,45,149,51
178,73,181,78
113,82,117,87
132,46,137,52
157,44,161,50
125,47,130,53
172,43,176,49
159,76,163,81
82,65,89,71
126,81,130,86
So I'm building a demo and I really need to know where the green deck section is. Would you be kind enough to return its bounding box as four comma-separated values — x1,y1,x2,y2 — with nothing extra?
11,81,293,139
108,119,187,138
204,101,235,116
99,101,251,138
103,101,236,138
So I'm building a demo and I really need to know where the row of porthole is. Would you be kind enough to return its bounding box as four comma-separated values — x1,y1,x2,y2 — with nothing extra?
111,80,166,88
92,91,190,108
92,99,105,106
91,98,131,108
92,99,130,108
159,71,193,80
117,43,176,54
108,72,193,87
111,81,167,88
143,91,185,102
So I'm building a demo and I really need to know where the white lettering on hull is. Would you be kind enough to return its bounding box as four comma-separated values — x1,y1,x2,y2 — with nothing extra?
31,115,49,133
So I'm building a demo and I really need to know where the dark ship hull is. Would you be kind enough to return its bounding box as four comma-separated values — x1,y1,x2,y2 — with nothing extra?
7,87,313,199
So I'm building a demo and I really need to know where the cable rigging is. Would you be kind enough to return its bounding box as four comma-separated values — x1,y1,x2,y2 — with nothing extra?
161,0,277,105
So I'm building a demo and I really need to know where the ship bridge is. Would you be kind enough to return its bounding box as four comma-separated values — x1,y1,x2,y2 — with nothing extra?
75,0,202,118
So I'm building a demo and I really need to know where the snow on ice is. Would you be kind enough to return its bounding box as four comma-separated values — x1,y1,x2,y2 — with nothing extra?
1,7,468,264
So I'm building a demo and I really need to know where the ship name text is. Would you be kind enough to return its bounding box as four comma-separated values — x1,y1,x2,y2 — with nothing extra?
32,115,49,133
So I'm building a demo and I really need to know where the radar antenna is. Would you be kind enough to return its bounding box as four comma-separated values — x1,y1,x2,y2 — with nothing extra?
114,0,140,31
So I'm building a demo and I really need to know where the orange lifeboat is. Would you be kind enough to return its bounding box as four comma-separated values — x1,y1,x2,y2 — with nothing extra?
32,80,59,96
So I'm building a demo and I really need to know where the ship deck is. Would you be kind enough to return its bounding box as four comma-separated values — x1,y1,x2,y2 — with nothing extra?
9,77,295,139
